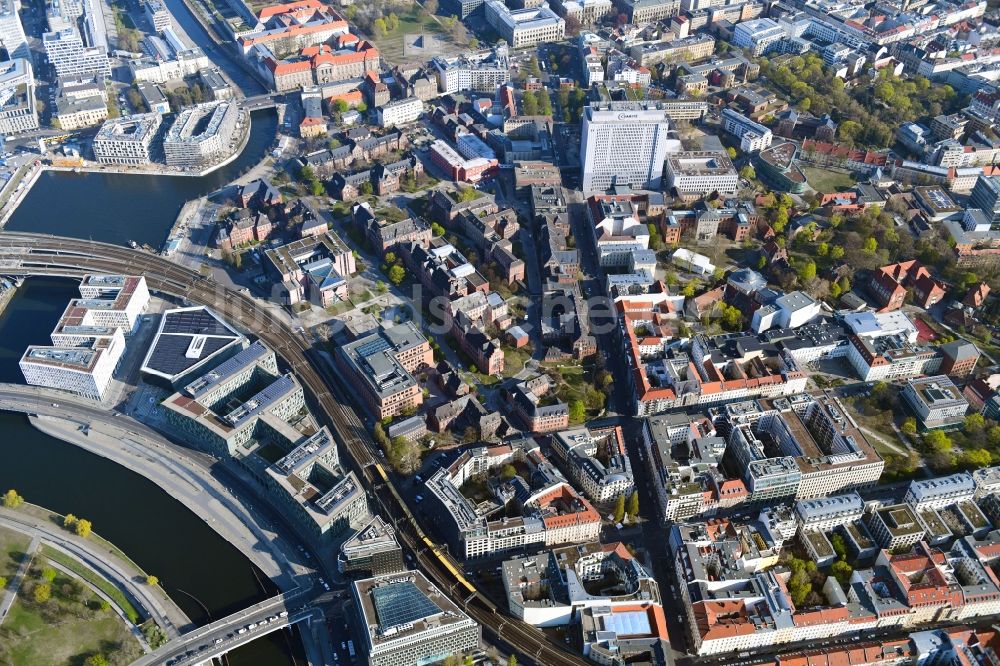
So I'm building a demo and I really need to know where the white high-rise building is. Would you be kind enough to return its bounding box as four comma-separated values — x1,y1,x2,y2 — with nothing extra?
43,27,111,78
580,101,676,192
93,113,163,165
0,0,29,60
0,58,39,134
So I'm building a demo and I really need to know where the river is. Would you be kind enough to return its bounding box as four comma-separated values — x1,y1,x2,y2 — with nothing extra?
0,281,304,666
4,109,278,248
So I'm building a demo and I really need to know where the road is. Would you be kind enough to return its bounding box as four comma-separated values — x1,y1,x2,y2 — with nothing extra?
0,231,590,666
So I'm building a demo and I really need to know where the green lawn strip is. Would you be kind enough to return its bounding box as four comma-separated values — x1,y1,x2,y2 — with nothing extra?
39,546,142,624
801,166,855,193
0,525,31,580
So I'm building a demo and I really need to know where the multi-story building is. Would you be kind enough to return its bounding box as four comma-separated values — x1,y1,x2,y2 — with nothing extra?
144,0,171,32
485,0,565,48
969,175,1000,224
719,393,884,502
264,229,355,307
503,541,661,627
337,516,405,577
376,97,422,127
162,342,306,455
54,94,108,130
43,27,110,79
92,113,163,165
794,492,864,532
432,46,510,93
20,275,150,400
263,427,369,541
129,48,211,84
904,473,975,511
556,0,614,25
0,0,29,60
429,139,497,183
508,375,569,433
665,151,739,199
866,503,925,549
614,0,680,23
424,439,601,559
940,340,980,377
0,59,39,135
721,108,773,152
580,101,675,192
732,18,786,56
335,322,432,420
844,311,941,382
139,305,247,389
552,425,634,503
163,102,241,169
901,376,970,429
349,572,480,666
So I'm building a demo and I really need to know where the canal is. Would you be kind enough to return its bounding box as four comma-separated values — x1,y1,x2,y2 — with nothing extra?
0,288,305,664
5,109,278,248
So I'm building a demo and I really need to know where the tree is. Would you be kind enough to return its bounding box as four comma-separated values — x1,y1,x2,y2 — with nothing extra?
360,181,374,196
862,237,878,256
831,560,853,587
469,37,479,49
626,491,639,518
2,489,23,508
356,102,368,113
830,245,845,260
41,567,57,583
508,656,518,666
965,413,986,433
720,304,742,331
423,0,438,14
501,464,517,481
84,655,108,666
901,417,918,436
146,575,159,586
431,222,445,236
522,90,538,116
681,282,698,298
387,265,406,285
830,533,847,560
613,495,626,523
961,448,992,470
727,147,738,159
75,519,92,538
373,17,387,36
739,165,756,180
0,576,6,589
64,513,78,528
798,260,817,282
925,430,952,455
333,99,349,114
33,583,51,603
569,400,585,424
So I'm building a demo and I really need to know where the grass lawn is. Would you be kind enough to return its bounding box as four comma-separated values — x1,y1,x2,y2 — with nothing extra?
40,546,141,624
801,166,856,193
0,526,31,581
502,347,531,378
368,9,454,64
0,563,143,666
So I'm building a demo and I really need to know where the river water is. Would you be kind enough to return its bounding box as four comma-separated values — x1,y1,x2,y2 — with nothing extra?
0,114,304,664
5,109,278,247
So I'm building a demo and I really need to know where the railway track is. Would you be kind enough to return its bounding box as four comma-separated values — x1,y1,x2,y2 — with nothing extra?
0,232,589,666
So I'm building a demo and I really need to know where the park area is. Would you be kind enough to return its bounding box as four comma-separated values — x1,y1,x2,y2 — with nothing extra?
0,552,143,666
801,166,856,193
356,4,470,65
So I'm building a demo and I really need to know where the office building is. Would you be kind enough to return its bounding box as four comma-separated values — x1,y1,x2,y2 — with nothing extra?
136,81,170,114
424,438,600,559
338,516,405,577
43,27,110,79
129,48,211,84
969,175,1000,224
145,0,171,32
140,305,247,388
665,151,739,198
615,0,680,23
904,473,975,511
0,0,28,60
721,108,773,152
335,322,433,420
557,0,614,25
551,425,634,503
265,231,356,307
432,46,510,93
732,18,785,56
163,101,241,169
20,275,149,400
794,492,864,532
162,342,306,455
503,541,661,627
867,503,925,549
263,427,370,540
376,97,422,127
901,376,970,429
485,0,565,48
54,94,108,130
0,58,39,135
350,572,480,666
940,340,980,377
580,101,675,192
92,113,163,165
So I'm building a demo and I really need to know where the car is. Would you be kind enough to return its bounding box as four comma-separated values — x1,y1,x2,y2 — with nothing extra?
215,638,223,645
279,610,288,618
248,623,257,630
415,494,423,503
341,642,347,650
237,628,247,635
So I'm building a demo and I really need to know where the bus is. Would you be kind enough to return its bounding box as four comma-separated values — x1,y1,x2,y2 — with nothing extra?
347,640,355,658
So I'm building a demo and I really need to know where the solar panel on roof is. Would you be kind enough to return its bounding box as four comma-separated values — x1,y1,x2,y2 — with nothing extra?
371,581,440,630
